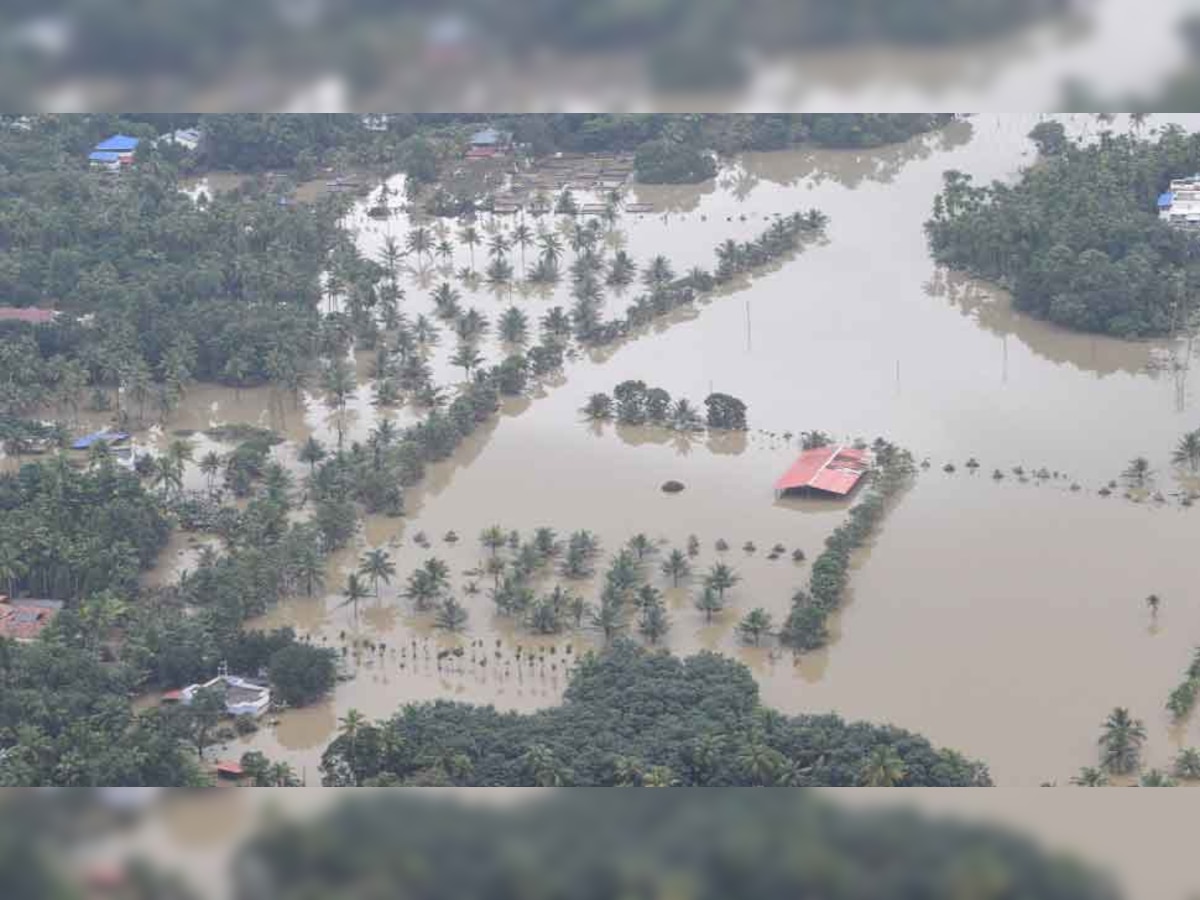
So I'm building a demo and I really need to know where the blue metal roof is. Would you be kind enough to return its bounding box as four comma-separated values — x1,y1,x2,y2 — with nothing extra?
471,128,500,145
94,134,140,152
1159,192,1175,208
89,151,121,162
72,430,130,449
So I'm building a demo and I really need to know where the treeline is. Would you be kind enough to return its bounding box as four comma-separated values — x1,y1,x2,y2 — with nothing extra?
780,440,915,652
926,123,1200,338
584,382,747,431
320,641,990,786
237,790,1119,900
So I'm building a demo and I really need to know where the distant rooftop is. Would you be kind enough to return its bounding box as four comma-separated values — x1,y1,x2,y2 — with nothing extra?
0,597,63,642
0,306,56,324
94,134,140,152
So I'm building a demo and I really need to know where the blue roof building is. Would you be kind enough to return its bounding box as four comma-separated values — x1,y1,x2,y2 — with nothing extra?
89,151,121,163
94,134,140,153
1158,192,1175,209
72,430,130,450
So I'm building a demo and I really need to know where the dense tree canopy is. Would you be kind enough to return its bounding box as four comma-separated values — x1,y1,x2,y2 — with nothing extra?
320,641,990,786
927,125,1200,337
236,791,1118,899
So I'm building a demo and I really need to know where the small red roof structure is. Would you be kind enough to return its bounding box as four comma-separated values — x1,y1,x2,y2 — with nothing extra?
215,760,244,779
0,306,57,324
0,597,63,642
775,445,870,497
161,689,183,702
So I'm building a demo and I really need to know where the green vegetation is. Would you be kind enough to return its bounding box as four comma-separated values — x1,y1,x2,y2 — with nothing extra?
780,440,915,653
634,139,717,184
1165,648,1200,723
1097,707,1146,776
237,790,1119,899
320,641,991,786
584,381,745,431
927,125,1200,337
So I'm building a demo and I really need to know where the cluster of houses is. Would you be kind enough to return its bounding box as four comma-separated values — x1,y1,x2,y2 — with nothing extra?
1158,176,1200,227
88,133,139,172
87,128,201,172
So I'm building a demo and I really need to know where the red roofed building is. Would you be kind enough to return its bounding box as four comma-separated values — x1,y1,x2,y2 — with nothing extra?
0,597,63,642
775,445,870,498
0,306,57,325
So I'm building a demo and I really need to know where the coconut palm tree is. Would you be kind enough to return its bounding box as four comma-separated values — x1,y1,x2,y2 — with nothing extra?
499,307,529,345
403,568,440,612
1070,766,1109,787
737,608,773,646
638,599,669,645
643,255,675,289
661,549,690,586
480,525,506,557
299,436,326,475
591,597,626,645
704,562,739,601
436,238,454,266
1172,747,1200,780
358,548,396,597
1122,456,1152,489
406,226,433,264
538,232,562,269
379,236,403,282
737,740,784,786
512,222,533,276
450,342,483,380
199,451,223,495
1098,707,1146,775
858,745,907,786
435,596,469,631
432,282,463,320
488,232,510,262
1140,769,1177,787
457,224,480,271
521,744,569,786
695,585,724,623
670,398,702,431
342,573,370,619
1172,430,1200,471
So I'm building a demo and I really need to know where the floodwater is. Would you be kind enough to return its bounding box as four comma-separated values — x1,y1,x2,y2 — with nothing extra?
49,113,1200,785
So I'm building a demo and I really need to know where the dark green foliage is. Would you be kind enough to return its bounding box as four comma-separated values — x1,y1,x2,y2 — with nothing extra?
320,641,990,787
269,643,338,707
634,139,717,184
703,393,748,430
236,789,1117,900
927,127,1200,337
0,458,170,600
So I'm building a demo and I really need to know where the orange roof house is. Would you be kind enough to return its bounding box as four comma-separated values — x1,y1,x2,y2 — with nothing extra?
775,445,870,497
0,597,63,642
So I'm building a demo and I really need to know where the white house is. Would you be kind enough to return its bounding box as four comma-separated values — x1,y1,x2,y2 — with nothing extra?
180,670,271,717
159,128,202,151
1159,177,1200,227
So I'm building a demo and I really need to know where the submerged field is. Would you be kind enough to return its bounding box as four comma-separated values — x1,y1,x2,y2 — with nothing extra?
15,114,1200,785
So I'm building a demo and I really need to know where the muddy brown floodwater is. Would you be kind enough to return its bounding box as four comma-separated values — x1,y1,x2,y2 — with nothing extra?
71,114,1199,786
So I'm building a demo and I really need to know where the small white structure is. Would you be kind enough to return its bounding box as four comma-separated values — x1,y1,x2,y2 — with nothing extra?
159,128,201,151
181,666,271,717
1158,177,1200,227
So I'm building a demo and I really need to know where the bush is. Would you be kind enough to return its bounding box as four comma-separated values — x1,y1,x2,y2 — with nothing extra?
634,139,717,184
269,643,338,707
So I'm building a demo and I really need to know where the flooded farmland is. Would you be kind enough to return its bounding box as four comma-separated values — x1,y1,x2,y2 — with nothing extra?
33,114,1200,786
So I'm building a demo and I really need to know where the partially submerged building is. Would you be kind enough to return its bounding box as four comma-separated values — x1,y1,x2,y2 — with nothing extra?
1158,177,1200,227
179,670,271,717
466,127,511,159
774,445,870,498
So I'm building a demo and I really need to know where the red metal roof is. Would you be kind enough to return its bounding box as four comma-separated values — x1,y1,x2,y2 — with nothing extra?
161,689,183,702
775,445,869,496
215,761,244,777
0,599,63,642
0,307,56,324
